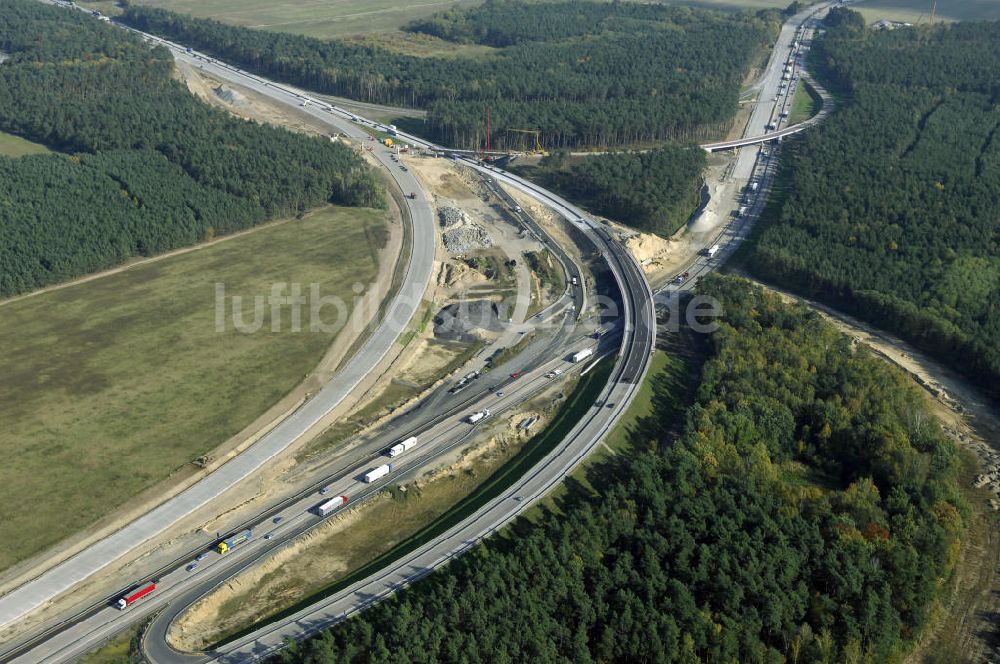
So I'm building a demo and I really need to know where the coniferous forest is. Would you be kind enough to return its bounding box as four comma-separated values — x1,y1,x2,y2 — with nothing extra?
747,11,1000,401
119,1,777,149
271,275,964,664
0,0,383,298
518,145,708,236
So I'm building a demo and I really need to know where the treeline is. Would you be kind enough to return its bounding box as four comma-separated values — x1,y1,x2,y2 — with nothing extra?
519,145,707,236
271,275,963,664
746,12,1000,400
0,0,383,298
119,1,776,149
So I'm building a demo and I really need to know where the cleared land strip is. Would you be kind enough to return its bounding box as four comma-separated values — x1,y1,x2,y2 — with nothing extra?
0,207,392,575
0,115,437,629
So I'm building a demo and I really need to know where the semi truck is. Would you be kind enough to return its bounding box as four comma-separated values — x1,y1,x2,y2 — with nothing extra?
364,464,392,483
315,495,348,516
115,582,156,610
216,529,252,555
388,436,418,458
572,348,594,363
467,409,492,424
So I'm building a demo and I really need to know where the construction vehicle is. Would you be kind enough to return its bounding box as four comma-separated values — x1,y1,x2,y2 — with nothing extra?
216,529,252,554
383,138,394,147
407,192,416,199
506,128,546,155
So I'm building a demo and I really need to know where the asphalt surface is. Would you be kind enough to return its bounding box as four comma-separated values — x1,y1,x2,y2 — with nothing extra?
0,21,653,662
656,2,834,302
0,2,439,637
1,0,836,659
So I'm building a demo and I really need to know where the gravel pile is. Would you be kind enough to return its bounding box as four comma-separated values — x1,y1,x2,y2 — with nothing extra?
443,224,494,253
438,206,467,228
213,86,248,107
433,300,504,341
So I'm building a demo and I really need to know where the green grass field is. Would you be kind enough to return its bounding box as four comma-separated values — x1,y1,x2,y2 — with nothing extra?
856,0,1000,23
0,130,51,157
787,79,821,124
0,206,388,570
128,0,481,38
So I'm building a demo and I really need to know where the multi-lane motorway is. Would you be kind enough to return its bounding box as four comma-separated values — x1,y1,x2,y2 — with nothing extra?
0,19,444,637
2,0,836,659
0,8,652,662
658,1,835,300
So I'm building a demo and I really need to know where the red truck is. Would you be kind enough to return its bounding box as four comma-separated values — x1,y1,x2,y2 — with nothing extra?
115,582,156,610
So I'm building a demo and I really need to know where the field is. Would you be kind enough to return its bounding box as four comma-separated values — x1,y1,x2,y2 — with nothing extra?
855,0,1000,23
0,130,50,157
127,0,481,38
786,79,821,125
0,206,389,571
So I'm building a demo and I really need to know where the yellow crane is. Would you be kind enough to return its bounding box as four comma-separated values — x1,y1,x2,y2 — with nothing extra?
506,128,545,155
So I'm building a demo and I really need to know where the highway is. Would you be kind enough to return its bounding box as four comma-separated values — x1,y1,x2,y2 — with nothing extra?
0,1,443,637
2,0,836,659
656,1,835,303
0,10,654,661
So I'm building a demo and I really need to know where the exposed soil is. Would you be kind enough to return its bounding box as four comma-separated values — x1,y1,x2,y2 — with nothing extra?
166,391,561,652
0,62,406,642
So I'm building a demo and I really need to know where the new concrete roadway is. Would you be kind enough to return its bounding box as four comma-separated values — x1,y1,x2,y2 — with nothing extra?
6,0,833,658
1,14,655,661
0,4,439,636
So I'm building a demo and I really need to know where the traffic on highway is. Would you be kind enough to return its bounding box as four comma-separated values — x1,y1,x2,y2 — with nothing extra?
1,1,836,661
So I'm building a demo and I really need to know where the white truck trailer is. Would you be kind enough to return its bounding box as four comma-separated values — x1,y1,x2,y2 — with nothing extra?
315,495,348,516
707,244,720,258
572,348,594,363
364,464,392,483
388,436,418,458
467,409,492,424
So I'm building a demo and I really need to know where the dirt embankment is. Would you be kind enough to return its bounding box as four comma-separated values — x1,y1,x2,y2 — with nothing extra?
0,61,408,639
167,401,556,652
